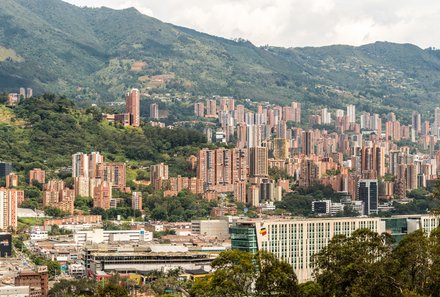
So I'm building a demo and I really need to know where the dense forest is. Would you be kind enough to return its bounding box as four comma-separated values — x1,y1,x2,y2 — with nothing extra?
0,94,206,172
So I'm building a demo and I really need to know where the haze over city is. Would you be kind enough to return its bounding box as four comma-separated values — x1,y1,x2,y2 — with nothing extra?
64,0,440,48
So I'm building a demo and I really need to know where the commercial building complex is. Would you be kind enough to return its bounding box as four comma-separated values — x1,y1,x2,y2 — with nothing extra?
231,215,440,282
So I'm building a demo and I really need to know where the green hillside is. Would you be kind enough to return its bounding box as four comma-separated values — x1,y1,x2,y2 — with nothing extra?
1,0,440,119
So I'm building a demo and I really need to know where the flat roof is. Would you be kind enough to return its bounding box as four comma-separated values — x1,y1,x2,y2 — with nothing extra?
235,214,434,224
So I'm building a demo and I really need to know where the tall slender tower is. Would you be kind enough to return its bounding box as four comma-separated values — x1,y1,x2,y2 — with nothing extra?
347,104,356,123
249,147,268,178
150,103,159,120
126,89,140,127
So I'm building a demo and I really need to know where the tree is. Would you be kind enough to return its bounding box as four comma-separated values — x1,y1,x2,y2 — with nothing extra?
46,260,61,279
427,227,440,295
298,281,323,297
96,283,129,297
190,250,256,297
50,224,60,235
45,207,69,218
254,251,299,297
190,250,299,297
389,230,430,294
314,229,394,297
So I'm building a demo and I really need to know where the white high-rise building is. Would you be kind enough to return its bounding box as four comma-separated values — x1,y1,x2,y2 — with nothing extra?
72,152,104,178
246,125,263,148
231,215,440,283
360,112,370,129
335,109,344,118
321,108,331,124
433,107,440,137
347,104,356,123
231,217,386,282
72,152,89,178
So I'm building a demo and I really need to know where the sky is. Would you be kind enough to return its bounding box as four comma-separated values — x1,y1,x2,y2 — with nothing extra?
63,0,440,48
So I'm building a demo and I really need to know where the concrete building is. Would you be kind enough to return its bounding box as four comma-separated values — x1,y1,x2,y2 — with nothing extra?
72,152,104,179
0,286,30,297
321,108,331,124
84,247,216,275
347,104,356,123
312,200,344,216
72,152,89,178
231,215,440,283
191,220,229,239
26,88,33,99
231,217,385,282
357,179,379,215
68,264,86,278
73,229,153,245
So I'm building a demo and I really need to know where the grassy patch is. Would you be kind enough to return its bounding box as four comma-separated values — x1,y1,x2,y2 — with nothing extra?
0,46,24,62
18,217,45,226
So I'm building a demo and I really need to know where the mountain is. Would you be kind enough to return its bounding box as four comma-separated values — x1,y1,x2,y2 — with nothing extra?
1,0,440,119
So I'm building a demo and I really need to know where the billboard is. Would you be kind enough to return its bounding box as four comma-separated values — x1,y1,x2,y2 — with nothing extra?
0,233,12,257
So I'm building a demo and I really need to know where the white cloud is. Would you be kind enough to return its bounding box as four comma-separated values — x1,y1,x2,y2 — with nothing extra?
63,0,440,48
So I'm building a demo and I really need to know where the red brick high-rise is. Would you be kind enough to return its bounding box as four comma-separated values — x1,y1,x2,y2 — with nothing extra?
197,148,247,191
15,267,48,297
249,147,268,178
97,162,126,191
43,182,75,215
93,181,112,210
150,103,159,120
132,192,142,211
126,88,140,127
0,188,22,230
29,168,46,186
361,145,385,179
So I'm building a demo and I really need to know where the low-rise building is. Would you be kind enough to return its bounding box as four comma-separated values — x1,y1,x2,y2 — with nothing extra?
191,220,229,239
73,229,153,245
0,286,30,297
14,267,48,297
85,247,217,276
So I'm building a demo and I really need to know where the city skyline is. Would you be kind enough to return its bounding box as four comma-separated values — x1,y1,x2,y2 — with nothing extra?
2,1,440,294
